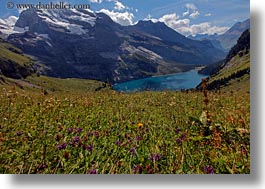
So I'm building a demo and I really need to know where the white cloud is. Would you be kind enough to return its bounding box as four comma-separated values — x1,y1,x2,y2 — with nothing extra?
182,10,189,17
189,22,228,35
99,9,134,26
202,25,229,35
147,13,228,36
89,0,103,3
189,11,200,19
114,1,126,11
205,13,212,17
158,13,180,25
185,3,197,11
190,22,211,34
183,3,200,19
0,16,18,27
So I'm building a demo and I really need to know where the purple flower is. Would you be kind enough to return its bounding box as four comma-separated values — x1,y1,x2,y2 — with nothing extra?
149,153,161,161
145,128,149,132
205,165,214,174
175,128,181,134
77,128,83,133
115,140,122,146
136,136,142,141
37,163,47,171
69,141,75,146
176,138,183,144
133,165,143,174
16,131,22,136
57,142,67,150
68,127,74,134
130,148,137,156
73,136,80,143
83,144,94,152
58,142,67,150
87,169,97,174
180,133,186,140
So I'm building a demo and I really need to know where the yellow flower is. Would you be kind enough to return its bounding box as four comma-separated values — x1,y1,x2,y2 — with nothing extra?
137,123,144,129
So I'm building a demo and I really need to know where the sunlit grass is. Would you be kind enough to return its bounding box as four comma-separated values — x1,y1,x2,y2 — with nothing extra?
0,84,250,174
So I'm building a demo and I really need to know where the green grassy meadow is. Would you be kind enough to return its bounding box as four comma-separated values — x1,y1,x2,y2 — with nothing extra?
0,78,250,174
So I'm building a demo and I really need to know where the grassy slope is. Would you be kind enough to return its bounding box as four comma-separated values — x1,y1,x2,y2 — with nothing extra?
25,76,106,93
0,40,31,66
0,75,250,174
0,38,34,79
197,29,250,93
209,54,250,80
0,75,106,94
207,53,250,92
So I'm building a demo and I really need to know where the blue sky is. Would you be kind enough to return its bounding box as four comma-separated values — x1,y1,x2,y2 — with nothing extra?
0,0,250,36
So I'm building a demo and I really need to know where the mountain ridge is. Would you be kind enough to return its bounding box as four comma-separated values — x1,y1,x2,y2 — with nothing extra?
4,9,225,83
189,19,250,51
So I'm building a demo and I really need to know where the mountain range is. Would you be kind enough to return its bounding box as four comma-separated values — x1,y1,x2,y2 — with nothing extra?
189,19,250,52
1,8,226,83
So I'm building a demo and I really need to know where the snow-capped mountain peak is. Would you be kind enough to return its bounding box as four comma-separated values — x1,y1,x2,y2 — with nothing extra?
0,8,98,37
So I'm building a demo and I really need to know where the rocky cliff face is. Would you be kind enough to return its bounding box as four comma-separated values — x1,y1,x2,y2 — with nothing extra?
7,9,225,83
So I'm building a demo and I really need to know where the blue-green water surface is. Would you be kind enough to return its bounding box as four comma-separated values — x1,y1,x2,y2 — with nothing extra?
113,70,208,92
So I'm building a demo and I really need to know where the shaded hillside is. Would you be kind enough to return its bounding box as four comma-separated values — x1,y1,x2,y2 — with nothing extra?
0,37,106,93
0,38,35,79
197,29,250,91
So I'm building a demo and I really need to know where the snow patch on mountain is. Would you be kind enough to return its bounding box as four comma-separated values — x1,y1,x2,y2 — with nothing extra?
36,9,96,35
1,9,98,37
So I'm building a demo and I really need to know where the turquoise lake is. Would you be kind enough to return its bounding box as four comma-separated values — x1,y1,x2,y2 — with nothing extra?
113,70,208,92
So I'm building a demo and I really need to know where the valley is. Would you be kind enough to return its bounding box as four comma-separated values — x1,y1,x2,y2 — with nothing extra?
0,5,250,174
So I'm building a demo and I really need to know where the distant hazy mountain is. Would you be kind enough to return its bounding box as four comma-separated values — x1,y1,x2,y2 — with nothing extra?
4,9,225,83
189,19,250,52
218,19,250,51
